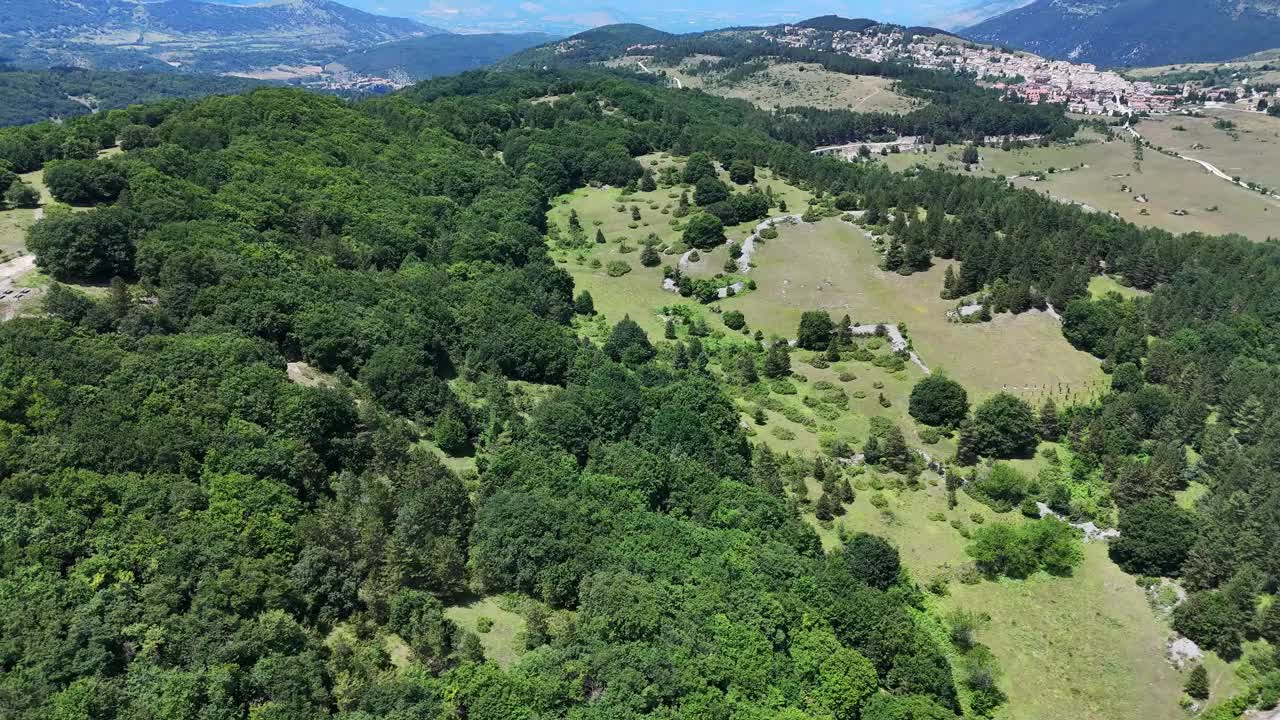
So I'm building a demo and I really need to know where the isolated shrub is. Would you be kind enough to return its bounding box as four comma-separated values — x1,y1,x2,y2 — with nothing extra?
909,373,969,428
606,260,632,277
973,393,1038,458
722,310,746,330
683,212,725,250
842,533,902,590
797,310,835,350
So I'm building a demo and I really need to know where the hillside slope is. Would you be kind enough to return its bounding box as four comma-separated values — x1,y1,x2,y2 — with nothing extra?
962,0,1280,67
0,65,265,127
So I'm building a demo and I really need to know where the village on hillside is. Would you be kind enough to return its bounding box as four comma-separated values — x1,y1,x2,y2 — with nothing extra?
766,23,1275,117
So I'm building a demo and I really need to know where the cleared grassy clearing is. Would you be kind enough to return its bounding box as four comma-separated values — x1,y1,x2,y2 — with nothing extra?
650,57,921,113
444,596,526,669
724,219,1103,397
881,132,1279,241
799,465,1186,720
547,155,813,337
1139,110,1280,195
1088,275,1150,300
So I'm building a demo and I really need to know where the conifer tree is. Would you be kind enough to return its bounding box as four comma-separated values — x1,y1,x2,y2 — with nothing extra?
883,238,905,272
664,318,677,339
956,417,980,466
764,343,791,378
942,265,958,299
815,493,835,521
595,228,605,244
1039,398,1060,441
1184,664,1209,700
641,243,661,267
825,338,841,362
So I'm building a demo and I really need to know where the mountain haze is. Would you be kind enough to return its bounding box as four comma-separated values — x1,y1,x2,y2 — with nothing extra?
0,0,442,71
961,0,1280,66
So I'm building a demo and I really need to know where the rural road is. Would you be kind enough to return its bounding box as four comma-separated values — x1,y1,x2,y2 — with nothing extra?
1127,124,1280,201
636,60,683,89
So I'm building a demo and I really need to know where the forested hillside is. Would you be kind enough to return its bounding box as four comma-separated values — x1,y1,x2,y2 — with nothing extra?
0,66,265,127
1,60,1279,719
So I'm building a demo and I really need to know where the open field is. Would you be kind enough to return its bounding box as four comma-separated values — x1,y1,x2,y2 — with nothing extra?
880,131,1280,242
1089,275,1150,300
1138,109,1280,196
743,349,952,459
444,596,526,669
622,56,921,113
801,468,1189,720
726,219,1104,398
548,154,814,338
1126,57,1280,86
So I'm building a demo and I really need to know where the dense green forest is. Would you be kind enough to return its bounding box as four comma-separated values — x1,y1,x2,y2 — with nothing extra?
2,60,1280,718
0,65,266,128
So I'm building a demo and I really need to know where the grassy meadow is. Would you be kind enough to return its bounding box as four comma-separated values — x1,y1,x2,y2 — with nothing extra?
618,56,922,113
880,129,1280,242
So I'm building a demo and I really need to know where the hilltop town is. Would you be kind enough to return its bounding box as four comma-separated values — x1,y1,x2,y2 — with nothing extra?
765,23,1274,117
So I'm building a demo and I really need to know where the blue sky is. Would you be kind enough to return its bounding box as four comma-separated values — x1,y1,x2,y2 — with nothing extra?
345,0,1029,35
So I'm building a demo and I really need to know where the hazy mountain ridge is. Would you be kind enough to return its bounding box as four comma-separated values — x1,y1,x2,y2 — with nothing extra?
962,0,1280,66
0,0,442,72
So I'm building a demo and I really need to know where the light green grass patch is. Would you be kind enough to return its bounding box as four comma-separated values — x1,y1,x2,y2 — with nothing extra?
445,596,526,669
803,474,1186,720
547,156,812,337
1089,275,1150,300
724,218,1103,396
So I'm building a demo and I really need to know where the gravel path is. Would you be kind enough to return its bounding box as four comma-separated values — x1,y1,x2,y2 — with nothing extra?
848,323,930,374
662,214,801,297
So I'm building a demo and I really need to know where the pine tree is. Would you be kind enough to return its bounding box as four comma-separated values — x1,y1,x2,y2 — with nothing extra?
1231,394,1264,445
738,354,759,384
754,445,782,496
673,343,689,370
639,170,656,192
1039,398,1060,441
838,478,855,503
814,457,826,482
1184,664,1209,700
569,209,581,231
595,228,606,244
838,314,853,345
942,265,958,299
955,417,979,466
640,243,661,267
883,238,905,271
815,493,835,521
763,343,791,378
664,318,677,339
825,337,841,362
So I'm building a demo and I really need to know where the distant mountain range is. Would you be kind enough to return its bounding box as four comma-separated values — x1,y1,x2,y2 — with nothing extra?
330,33,554,82
961,0,1280,67
0,0,441,72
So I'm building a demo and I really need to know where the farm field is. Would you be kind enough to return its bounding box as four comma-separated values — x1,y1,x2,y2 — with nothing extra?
880,130,1280,242
1138,109,1280,196
726,219,1104,399
624,56,921,113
